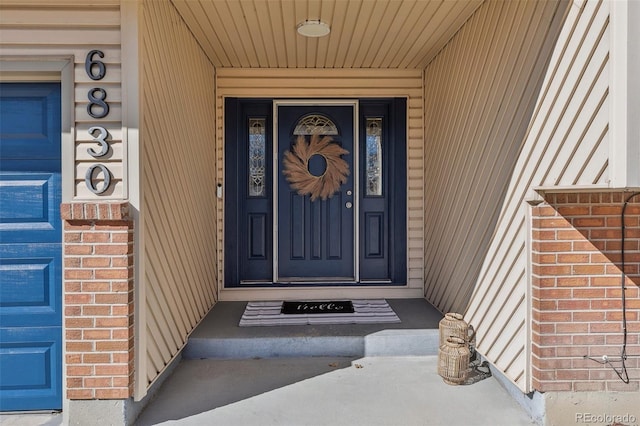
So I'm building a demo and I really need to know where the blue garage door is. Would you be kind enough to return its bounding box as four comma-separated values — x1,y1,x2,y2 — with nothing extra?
0,83,62,411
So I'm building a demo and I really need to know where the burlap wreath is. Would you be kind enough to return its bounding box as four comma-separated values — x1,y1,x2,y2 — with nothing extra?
283,133,349,201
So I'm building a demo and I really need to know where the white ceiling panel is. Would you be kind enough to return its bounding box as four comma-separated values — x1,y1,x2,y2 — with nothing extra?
170,0,483,69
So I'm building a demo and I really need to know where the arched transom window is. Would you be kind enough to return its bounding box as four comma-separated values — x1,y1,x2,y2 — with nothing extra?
293,114,338,135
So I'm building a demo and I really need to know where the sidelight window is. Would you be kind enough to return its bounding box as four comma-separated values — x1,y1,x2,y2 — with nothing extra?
365,118,383,196
248,118,266,197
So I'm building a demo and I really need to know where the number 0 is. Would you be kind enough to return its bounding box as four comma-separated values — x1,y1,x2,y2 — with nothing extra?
85,164,112,194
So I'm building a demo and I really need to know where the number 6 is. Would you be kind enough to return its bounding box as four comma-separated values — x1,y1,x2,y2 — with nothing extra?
85,50,106,81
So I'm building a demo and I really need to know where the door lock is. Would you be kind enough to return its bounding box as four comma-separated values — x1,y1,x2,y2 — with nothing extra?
346,202,353,209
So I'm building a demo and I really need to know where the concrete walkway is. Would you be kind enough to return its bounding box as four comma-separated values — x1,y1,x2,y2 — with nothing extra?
136,356,535,426
0,412,61,426
1,300,535,425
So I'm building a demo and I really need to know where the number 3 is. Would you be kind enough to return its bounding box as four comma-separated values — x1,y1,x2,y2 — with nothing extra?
87,126,109,158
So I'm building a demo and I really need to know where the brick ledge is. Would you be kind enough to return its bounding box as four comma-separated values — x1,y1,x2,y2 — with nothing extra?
61,201,131,221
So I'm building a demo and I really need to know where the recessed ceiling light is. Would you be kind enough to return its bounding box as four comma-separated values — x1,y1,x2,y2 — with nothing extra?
296,20,330,37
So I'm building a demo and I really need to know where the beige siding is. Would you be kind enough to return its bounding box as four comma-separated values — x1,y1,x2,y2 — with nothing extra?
423,0,569,391
0,1,123,199
465,0,610,392
141,0,217,392
217,68,424,290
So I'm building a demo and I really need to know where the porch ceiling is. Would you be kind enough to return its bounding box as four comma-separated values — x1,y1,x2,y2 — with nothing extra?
170,0,483,69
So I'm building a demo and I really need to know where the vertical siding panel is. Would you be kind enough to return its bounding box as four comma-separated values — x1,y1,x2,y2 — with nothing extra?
423,0,569,391
141,0,217,391
462,0,609,392
430,1,525,307
216,68,424,289
424,1,502,303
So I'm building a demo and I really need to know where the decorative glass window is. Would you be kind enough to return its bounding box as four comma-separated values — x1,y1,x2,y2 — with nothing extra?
248,118,266,197
293,114,338,135
366,118,383,196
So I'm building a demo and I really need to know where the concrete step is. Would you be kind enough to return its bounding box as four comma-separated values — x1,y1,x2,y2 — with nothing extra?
184,329,439,359
183,299,443,360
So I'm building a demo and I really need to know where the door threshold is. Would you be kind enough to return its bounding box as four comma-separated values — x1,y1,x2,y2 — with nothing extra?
276,277,356,284
238,280,390,286
219,286,424,302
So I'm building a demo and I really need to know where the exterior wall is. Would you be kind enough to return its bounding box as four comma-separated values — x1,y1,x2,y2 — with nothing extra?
0,0,135,406
216,68,424,294
466,0,610,393
139,0,218,396
531,192,639,392
610,0,640,188
61,203,134,400
422,0,568,390
0,0,124,200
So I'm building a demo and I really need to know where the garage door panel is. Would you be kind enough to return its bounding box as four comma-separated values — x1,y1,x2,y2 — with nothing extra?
0,172,61,243
0,327,62,411
0,245,61,328
0,82,62,411
0,84,61,161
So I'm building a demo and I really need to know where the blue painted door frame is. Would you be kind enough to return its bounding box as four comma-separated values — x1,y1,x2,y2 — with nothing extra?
224,98,406,287
0,82,63,411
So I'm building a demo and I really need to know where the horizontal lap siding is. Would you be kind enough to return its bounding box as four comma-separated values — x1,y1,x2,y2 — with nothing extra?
141,0,217,392
465,0,609,392
0,2,123,199
423,0,568,391
216,68,424,289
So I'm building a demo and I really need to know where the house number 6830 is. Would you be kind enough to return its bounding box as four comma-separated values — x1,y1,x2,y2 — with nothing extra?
84,50,113,195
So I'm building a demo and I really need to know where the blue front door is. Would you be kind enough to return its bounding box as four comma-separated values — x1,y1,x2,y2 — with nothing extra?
277,104,355,281
0,83,62,411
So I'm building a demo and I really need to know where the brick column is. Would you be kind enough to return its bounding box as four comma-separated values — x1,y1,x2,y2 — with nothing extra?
60,202,134,399
531,192,639,392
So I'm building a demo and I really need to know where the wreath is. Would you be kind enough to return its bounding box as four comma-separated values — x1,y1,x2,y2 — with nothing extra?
283,133,349,201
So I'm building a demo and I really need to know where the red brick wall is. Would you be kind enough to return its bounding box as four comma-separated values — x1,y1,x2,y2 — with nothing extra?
531,192,640,392
61,202,134,399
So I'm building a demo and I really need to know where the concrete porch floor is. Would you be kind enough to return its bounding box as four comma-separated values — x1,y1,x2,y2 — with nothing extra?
183,299,444,359
135,299,535,425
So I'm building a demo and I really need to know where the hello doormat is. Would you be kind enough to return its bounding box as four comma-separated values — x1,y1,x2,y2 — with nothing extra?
239,299,401,326
281,300,355,315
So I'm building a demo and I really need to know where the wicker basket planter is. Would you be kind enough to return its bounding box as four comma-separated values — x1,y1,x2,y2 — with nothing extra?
438,312,469,346
438,336,470,385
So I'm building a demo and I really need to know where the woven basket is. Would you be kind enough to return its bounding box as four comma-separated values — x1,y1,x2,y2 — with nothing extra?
438,312,469,346
438,336,470,385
